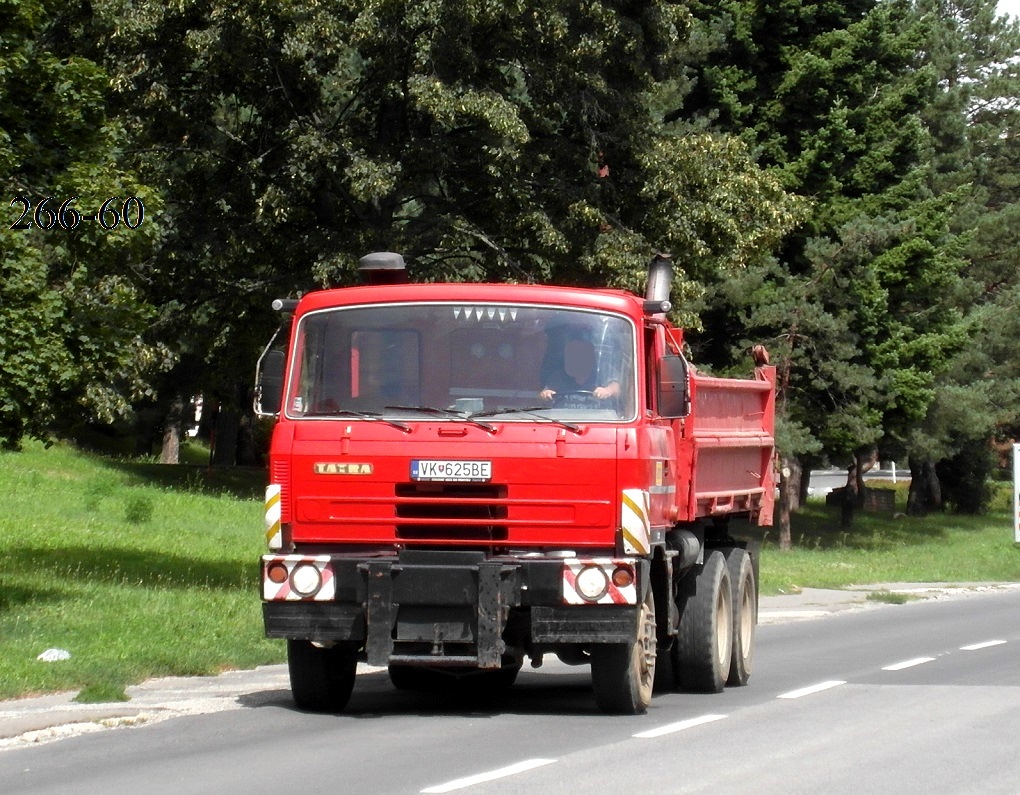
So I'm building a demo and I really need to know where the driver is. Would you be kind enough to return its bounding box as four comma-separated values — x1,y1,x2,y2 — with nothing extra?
539,334,620,404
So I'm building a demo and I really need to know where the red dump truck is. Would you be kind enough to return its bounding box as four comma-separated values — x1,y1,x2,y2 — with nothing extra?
254,252,776,714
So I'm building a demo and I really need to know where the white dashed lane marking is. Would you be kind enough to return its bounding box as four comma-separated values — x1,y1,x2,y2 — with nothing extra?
421,759,556,793
883,657,936,671
960,640,1007,651
778,680,847,699
633,714,727,739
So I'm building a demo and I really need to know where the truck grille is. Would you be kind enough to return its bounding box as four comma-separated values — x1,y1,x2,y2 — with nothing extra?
394,483,508,542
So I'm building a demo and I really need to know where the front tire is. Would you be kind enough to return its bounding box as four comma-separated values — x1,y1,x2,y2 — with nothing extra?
288,639,358,712
590,592,657,714
676,550,733,693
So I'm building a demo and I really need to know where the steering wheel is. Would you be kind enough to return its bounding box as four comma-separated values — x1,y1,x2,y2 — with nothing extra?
553,390,600,409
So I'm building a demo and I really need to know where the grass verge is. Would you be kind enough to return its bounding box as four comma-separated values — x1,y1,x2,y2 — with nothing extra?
757,497,1020,595
0,440,280,702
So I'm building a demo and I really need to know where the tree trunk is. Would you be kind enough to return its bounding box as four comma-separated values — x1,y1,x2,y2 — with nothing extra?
777,454,799,551
159,394,185,464
854,447,878,507
797,456,815,507
907,456,942,516
134,404,162,458
212,405,240,466
841,463,859,527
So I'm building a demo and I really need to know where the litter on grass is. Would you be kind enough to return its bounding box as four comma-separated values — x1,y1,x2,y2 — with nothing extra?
37,648,72,662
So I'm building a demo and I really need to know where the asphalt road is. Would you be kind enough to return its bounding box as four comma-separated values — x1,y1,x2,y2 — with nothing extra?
808,467,911,496
1,587,1018,794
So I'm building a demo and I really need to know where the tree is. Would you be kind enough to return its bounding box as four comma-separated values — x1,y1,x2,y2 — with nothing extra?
679,0,974,529
0,0,168,449
905,0,1020,512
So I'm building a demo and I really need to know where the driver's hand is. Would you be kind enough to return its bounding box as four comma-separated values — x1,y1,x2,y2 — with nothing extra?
593,385,613,399
539,388,555,401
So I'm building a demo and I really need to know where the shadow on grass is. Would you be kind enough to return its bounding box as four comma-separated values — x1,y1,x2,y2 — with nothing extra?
7,545,254,590
101,460,266,501
734,504,957,552
0,583,64,612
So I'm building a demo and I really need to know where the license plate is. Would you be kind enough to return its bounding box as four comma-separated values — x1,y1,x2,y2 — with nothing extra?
411,460,492,482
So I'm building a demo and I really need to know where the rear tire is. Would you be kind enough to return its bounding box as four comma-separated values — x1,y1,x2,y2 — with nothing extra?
676,550,732,693
723,547,756,686
288,639,357,712
590,592,657,714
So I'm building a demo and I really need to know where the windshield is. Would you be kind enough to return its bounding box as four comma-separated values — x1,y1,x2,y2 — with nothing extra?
284,302,637,422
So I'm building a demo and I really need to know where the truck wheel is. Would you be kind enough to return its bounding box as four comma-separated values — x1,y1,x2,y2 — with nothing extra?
676,550,732,693
723,547,756,686
590,592,656,714
288,639,357,712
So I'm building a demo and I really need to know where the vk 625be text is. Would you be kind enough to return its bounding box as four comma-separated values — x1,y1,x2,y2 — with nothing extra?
9,196,145,231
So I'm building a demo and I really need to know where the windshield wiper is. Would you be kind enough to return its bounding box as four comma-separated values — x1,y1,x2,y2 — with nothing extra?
469,406,582,434
383,405,496,433
303,408,410,432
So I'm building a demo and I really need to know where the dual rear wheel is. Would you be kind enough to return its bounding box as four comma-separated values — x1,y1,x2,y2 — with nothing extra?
589,545,755,714
660,547,756,693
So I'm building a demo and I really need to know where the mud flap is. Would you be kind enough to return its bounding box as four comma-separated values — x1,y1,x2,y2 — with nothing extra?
364,560,397,666
476,561,507,668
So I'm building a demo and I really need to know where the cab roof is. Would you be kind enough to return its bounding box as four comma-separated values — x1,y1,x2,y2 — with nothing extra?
295,282,647,319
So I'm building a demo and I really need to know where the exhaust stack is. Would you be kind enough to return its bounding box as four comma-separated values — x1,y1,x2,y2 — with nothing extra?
643,253,673,315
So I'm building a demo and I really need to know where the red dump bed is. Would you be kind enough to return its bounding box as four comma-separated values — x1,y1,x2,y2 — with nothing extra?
675,367,776,526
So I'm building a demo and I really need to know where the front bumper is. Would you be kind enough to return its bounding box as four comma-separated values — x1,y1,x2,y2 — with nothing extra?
262,550,648,667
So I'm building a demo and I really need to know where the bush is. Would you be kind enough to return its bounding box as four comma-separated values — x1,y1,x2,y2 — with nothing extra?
986,480,1014,514
937,440,993,514
124,495,154,524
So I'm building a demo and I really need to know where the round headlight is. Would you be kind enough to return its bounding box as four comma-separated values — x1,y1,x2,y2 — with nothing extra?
575,566,609,601
290,563,323,597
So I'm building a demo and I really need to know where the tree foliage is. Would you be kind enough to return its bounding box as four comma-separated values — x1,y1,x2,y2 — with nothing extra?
0,0,168,449
681,1,979,499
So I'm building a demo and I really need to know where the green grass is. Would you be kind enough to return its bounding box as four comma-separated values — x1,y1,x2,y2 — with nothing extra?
866,590,920,605
1,443,1018,702
757,496,1020,595
0,440,280,702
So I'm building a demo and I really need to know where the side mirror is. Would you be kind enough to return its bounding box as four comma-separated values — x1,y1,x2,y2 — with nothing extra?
658,355,690,418
254,348,286,418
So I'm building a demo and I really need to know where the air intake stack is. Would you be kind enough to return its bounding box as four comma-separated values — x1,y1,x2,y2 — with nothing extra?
359,251,409,285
